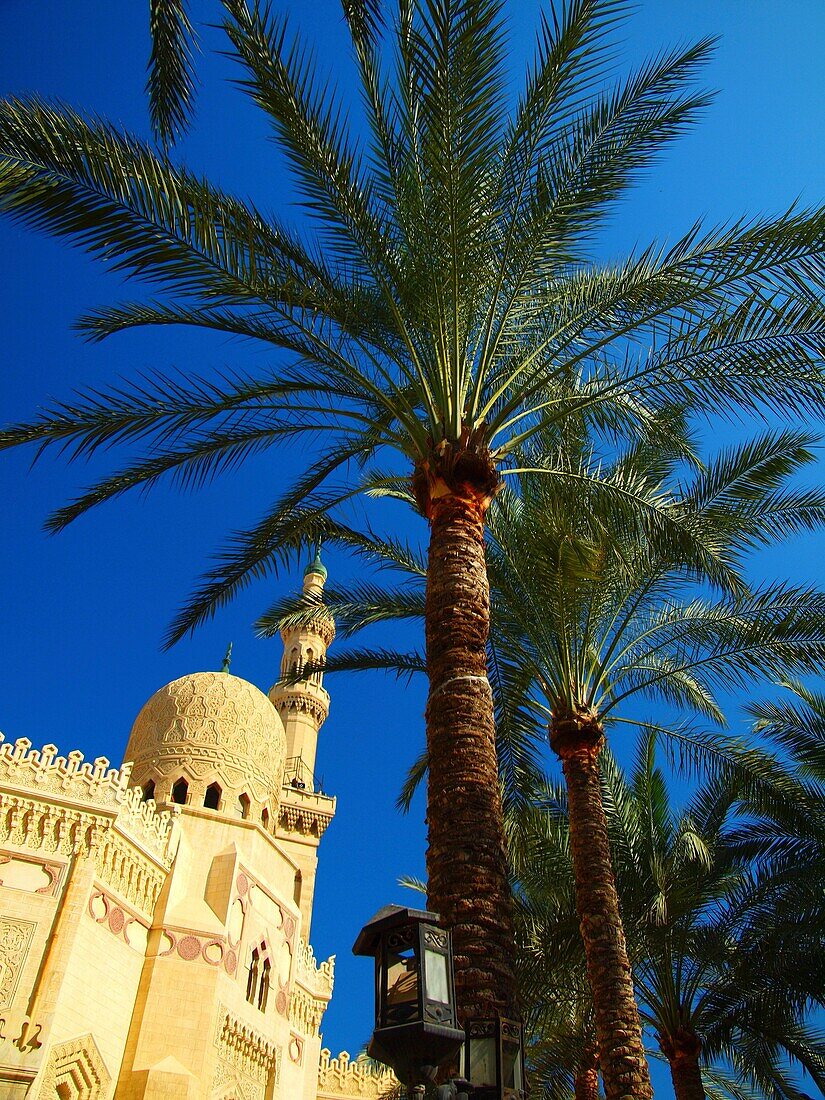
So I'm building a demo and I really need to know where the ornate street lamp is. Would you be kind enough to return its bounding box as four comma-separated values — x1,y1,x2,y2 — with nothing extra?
353,905,465,1089
462,1017,525,1099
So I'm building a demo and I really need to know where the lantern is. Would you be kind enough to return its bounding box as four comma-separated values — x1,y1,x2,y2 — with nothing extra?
353,905,465,1086
462,1018,525,1099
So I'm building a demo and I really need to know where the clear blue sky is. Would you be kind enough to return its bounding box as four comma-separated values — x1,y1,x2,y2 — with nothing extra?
1,2,824,1094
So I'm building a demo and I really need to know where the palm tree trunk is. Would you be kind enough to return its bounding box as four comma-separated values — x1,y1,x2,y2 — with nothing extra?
660,1029,705,1100
424,486,518,1021
574,1046,600,1100
552,716,653,1100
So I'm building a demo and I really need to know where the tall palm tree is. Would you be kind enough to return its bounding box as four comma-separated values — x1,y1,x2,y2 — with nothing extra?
4,6,825,1088
509,743,825,1100
607,737,825,1100
273,430,825,1097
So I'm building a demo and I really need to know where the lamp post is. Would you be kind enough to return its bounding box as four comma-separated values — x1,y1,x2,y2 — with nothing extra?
354,906,526,1099
353,905,465,1089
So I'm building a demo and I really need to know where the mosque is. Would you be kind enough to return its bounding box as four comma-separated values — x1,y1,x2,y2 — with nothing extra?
0,553,397,1099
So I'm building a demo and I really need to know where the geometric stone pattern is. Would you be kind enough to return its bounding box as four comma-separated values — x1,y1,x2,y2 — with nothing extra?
35,1033,111,1099
0,917,35,1009
211,1003,279,1100
125,672,287,810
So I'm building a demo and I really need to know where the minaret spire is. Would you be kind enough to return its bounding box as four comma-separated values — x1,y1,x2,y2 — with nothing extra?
221,642,233,673
268,549,335,791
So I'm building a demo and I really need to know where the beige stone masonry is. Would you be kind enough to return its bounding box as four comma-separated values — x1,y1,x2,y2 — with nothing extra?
294,939,335,1000
0,734,176,866
316,1049,399,1099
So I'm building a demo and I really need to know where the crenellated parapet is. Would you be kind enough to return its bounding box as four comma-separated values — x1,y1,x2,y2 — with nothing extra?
0,734,175,859
316,1049,399,1098
294,938,335,999
0,735,130,804
0,735,176,918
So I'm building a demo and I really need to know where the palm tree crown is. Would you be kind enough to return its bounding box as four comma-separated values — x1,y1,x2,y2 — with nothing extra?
3,5,825,1093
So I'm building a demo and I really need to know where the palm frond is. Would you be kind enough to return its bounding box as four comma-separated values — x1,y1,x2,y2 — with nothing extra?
147,0,198,147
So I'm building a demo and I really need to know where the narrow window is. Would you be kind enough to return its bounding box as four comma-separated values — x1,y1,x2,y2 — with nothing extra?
142,780,155,802
204,783,221,810
236,793,250,820
172,778,188,805
258,958,271,1012
246,947,260,1004
293,871,302,909
261,808,270,831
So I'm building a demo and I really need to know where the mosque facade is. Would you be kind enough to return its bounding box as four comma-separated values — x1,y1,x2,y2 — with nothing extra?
0,556,397,1099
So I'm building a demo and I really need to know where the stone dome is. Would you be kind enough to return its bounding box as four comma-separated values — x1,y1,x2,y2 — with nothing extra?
124,671,287,815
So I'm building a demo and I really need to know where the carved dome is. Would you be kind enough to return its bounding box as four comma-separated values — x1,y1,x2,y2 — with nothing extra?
124,672,287,814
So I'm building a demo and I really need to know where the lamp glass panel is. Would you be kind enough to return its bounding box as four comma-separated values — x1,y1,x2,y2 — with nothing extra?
469,1037,497,1088
385,946,418,1024
502,1038,523,1090
424,948,450,1004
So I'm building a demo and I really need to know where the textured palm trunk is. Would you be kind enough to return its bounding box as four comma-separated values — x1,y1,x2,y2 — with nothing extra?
423,484,518,1021
574,1046,600,1100
551,716,653,1100
660,1028,705,1100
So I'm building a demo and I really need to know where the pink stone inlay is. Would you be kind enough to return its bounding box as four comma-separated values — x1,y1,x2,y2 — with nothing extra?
178,935,202,961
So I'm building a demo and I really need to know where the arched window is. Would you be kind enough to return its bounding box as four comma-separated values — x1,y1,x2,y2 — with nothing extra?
246,947,260,1004
141,780,155,802
204,783,221,810
171,778,188,805
293,870,302,909
290,646,300,674
246,944,270,1012
258,958,271,1012
261,808,270,831
236,793,250,820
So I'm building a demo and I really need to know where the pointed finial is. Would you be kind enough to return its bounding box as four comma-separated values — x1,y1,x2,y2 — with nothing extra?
221,642,233,673
304,539,327,581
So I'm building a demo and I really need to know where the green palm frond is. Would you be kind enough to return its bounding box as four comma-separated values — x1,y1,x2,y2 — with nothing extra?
148,0,198,147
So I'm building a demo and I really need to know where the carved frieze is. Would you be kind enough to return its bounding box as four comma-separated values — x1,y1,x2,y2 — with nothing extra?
155,928,237,975
288,986,326,1037
211,1003,278,1100
0,918,35,1009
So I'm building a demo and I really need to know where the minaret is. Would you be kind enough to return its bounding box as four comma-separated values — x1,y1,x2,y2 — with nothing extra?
268,547,335,791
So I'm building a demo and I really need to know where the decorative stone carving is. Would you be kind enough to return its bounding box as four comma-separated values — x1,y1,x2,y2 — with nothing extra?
125,672,287,810
0,851,64,896
294,938,335,998
0,918,35,1009
35,1033,111,1099
156,928,235,974
95,830,166,916
288,986,327,1037
87,890,149,953
0,736,175,865
277,790,335,838
211,1004,278,1100
317,1049,399,1098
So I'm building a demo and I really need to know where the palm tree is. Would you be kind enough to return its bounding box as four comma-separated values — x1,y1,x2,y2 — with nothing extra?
4,6,825,1088
509,741,825,1100
607,737,825,1100
272,430,825,1097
